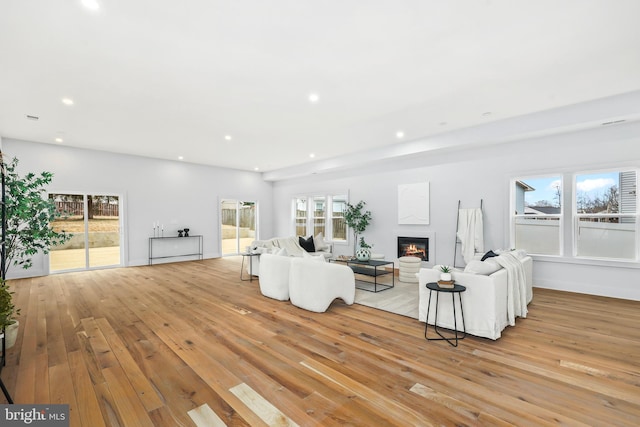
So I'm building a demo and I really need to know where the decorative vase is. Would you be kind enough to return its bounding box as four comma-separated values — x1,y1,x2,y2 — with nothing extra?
356,248,371,261
5,320,19,349
440,272,452,282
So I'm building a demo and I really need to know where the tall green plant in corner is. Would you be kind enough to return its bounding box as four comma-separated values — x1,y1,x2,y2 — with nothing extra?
344,200,372,256
3,156,71,278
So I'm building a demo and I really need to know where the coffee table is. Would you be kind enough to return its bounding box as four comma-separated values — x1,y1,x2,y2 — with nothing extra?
332,258,394,292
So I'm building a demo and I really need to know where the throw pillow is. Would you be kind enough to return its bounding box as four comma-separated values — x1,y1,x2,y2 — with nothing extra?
299,235,316,252
314,232,328,251
464,260,501,275
481,250,498,261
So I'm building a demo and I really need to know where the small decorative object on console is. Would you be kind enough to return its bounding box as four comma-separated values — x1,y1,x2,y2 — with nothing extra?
183,228,190,237
178,230,184,237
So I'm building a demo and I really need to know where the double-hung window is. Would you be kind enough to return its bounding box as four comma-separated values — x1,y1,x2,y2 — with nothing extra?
511,169,639,261
293,193,347,243
512,176,563,256
574,170,638,260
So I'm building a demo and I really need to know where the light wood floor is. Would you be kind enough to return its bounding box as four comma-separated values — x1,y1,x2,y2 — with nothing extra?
1,258,639,426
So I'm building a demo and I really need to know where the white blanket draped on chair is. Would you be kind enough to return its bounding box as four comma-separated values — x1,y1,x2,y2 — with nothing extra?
457,208,484,263
494,252,528,324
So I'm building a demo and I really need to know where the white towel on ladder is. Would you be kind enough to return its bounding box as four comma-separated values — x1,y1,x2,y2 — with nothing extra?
457,208,484,264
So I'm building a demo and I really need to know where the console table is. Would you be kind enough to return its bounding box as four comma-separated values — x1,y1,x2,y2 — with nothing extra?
332,258,394,292
148,235,203,265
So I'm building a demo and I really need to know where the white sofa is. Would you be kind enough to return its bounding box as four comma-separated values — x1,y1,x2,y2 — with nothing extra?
418,255,533,340
247,235,332,276
258,253,355,312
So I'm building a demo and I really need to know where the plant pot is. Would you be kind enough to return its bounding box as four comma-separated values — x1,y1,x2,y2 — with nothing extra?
4,320,19,349
356,248,371,261
440,272,452,282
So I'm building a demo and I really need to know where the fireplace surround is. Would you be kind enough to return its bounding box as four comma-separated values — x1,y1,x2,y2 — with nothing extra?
397,236,429,261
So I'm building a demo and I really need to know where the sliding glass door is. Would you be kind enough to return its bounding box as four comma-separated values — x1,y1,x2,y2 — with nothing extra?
220,199,257,255
49,193,122,272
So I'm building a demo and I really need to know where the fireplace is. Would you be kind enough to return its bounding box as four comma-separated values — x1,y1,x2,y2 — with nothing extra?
397,236,429,261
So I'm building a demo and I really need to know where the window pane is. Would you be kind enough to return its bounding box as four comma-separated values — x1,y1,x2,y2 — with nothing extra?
332,195,347,241
295,198,307,236
576,216,636,259
576,171,636,214
514,216,561,255
312,197,326,236
515,177,562,215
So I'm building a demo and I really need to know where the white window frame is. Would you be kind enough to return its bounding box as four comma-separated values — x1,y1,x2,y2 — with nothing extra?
572,168,639,261
510,175,564,257
292,192,348,244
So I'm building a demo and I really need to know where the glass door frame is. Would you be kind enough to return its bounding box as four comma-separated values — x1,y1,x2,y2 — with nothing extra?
220,198,258,256
48,191,125,273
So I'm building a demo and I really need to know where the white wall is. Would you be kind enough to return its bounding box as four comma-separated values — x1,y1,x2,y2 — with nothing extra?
272,121,640,300
3,138,273,277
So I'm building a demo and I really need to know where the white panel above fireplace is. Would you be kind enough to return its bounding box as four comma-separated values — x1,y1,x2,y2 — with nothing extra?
398,182,430,225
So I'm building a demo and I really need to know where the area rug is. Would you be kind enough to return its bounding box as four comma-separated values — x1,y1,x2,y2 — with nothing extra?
354,279,419,319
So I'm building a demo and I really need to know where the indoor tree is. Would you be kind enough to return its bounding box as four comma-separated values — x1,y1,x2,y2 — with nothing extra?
2,156,71,278
344,200,372,256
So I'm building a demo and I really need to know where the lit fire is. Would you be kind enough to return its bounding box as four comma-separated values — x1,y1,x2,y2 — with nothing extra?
403,244,425,257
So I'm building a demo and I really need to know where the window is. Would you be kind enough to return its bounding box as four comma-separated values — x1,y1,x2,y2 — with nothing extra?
574,170,637,260
312,196,326,236
294,197,307,237
293,193,347,242
331,195,347,241
511,169,639,262
512,176,563,256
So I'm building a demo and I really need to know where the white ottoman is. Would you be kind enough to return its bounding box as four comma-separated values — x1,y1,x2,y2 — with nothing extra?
399,256,421,283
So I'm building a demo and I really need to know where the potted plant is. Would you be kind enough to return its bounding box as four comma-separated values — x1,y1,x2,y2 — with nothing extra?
344,200,372,257
3,156,71,277
440,265,452,282
0,278,19,348
356,237,372,261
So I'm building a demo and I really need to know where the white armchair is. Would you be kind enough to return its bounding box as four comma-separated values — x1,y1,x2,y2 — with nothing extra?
258,254,292,301
288,258,355,313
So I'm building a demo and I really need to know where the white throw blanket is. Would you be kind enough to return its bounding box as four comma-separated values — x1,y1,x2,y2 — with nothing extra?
273,237,305,257
494,252,528,325
457,208,484,263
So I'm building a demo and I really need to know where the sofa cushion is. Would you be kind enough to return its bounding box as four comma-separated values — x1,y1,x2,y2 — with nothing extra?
314,232,329,251
302,250,326,262
464,260,502,275
274,247,288,256
299,235,316,252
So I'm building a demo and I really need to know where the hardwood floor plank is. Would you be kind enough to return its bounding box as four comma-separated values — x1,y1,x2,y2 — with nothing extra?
101,366,155,427
68,350,106,427
188,403,228,427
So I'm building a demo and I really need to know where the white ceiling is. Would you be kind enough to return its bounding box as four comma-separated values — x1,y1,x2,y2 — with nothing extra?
1,0,640,176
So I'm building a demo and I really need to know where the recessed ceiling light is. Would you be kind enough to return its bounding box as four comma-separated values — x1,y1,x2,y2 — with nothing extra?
309,153,315,158
55,137,63,143
308,93,319,103
224,135,232,141
81,0,100,11
396,131,405,139
62,98,74,106
254,167,259,171
178,156,184,160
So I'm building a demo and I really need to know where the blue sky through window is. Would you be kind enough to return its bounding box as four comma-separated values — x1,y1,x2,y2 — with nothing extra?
521,172,618,207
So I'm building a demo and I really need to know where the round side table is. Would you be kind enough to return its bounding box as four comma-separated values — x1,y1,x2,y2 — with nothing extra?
424,282,466,347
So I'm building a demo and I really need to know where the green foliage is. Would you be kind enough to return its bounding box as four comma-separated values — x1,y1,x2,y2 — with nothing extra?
344,200,372,255
440,265,451,273
358,237,372,249
0,278,19,328
3,157,72,277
